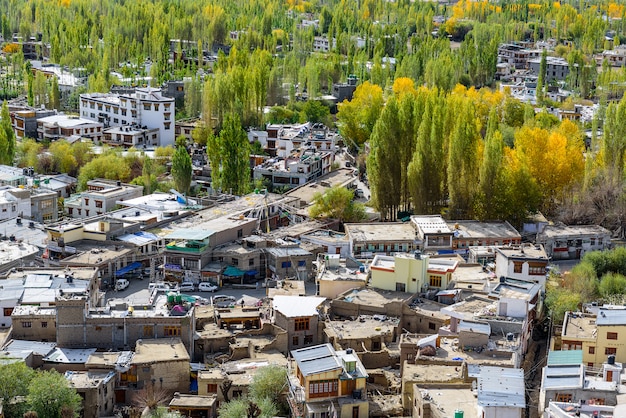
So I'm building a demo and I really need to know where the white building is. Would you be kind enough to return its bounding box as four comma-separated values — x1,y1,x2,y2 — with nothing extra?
79,87,175,146
495,244,549,288
37,114,103,142
253,149,334,190
64,179,143,219
102,125,160,147
477,366,525,418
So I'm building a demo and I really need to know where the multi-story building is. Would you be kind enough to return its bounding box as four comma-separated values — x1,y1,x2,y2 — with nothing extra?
528,56,570,82
288,343,368,418
411,215,454,253
36,114,103,142
265,246,314,280
64,179,143,218
536,223,612,260
494,244,549,288
497,43,542,70
79,87,175,146
344,222,417,258
598,45,626,67
11,109,56,139
273,295,326,352
253,149,334,190
448,220,522,252
102,125,160,147
65,371,116,418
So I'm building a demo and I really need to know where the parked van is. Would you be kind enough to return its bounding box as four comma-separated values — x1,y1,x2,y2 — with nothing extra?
115,279,130,291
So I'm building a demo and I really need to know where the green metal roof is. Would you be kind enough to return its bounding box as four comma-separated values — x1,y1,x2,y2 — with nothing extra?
547,350,583,366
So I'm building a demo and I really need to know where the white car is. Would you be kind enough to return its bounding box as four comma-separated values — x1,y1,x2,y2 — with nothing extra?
179,282,195,292
198,282,218,292
115,279,130,291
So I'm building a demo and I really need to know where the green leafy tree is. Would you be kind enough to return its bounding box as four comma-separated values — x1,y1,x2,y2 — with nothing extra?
309,186,366,223
77,152,132,190
599,272,626,298
336,81,383,151
27,370,82,418
0,101,16,165
536,49,547,103
249,365,288,407
171,144,192,197
16,138,42,168
207,114,250,195
0,363,36,418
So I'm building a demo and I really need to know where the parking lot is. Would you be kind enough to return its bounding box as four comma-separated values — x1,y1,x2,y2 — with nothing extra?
105,276,316,304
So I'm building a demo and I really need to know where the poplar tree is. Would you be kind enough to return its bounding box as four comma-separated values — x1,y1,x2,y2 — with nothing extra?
171,143,192,197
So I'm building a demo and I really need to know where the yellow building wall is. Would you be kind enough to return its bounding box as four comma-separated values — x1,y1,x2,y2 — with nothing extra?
595,325,626,365
339,400,368,418
370,256,428,293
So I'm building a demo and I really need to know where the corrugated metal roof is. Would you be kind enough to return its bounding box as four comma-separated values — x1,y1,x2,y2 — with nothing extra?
477,366,525,408
542,365,583,389
265,247,312,257
458,320,491,335
291,344,341,377
273,295,325,317
596,308,626,326
547,350,583,366
45,348,97,363
3,340,56,356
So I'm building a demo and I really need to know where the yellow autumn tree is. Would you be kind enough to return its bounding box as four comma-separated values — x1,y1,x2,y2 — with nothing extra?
511,122,584,212
392,77,416,97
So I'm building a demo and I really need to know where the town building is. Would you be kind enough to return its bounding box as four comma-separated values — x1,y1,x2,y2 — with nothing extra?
528,56,570,82
65,371,116,418
36,114,103,142
344,222,417,258
544,401,625,418
598,45,626,67
102,125,160,147
265,246,314,280
497,43,542,70
332,76,358,102
476,366,525,418
494,244,549,287
168,393,217,418
555,307,626,368
536,223,612,260
11,109,56,139
64,179,143,219
272,295,326,352
411,215,453,253
315,254,367,300
539,350,624,412
79,87,175,146
447,220,521,253
253,149,334,190
288,343,368,418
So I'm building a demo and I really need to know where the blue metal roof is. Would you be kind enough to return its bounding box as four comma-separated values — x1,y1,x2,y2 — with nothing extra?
291,344,341,377
115,261,142,276
547,350,583,366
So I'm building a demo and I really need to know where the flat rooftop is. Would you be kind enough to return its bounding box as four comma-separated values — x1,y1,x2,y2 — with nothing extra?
133,339,190,363
416,386,478,418
562,313,597,339
539,224,611,238
62,243,133,265
427,336,517,366
0,218,49,247
496,244,548,260
403,362,464,384
285,168,358,206
65,371,115,389
337,288,411,306
448,220,520,239
344,222,416,242
325,315,399,340
411,215,451,234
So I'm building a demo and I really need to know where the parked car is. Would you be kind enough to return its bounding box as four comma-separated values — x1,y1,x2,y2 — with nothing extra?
179,282,195,292
149,282,174,292
211,295,236,307
198,282,219,292
115,279,130,291
355,188,364,198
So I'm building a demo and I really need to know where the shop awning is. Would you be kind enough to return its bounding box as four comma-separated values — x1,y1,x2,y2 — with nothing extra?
223,266,245,277
115,261,142,277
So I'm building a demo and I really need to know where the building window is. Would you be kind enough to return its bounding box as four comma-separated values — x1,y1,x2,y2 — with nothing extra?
308,380,338,398
429,276,442,288
281,261,291,268
292,336,299,346
164,122,171,130
85,210,89,216
589,346,595,354
237,229,243,238
562,340,582,350
206,384,218,393
164,326,181,336
249,259,254,266
143,325,153,337
513,262,522,273
3,307,13,317
41,322,48,328
429,322,436,330
605,347,617,355
143,103,151,111
607,332,618,340
304,335,313,344
294,317,310,331
396,283,406,292
95,200,103,208
22,322,32,328
555,394,572,403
